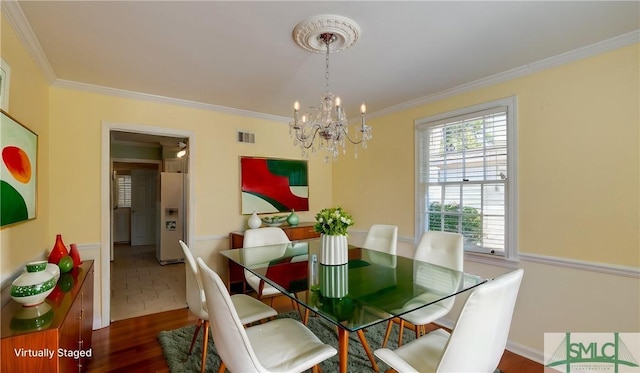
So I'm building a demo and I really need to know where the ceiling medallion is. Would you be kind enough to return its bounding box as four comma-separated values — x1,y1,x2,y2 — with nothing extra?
289,15,371,162
292,15,361,54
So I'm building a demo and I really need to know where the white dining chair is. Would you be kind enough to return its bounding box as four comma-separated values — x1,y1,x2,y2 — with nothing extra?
375,268,524,373
179,241,277,373
243,227,291,303
362,224,398,268
242,226,307,319
381,231,463,348
196,257,337,373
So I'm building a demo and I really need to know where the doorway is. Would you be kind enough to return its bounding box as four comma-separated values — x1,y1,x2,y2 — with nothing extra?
101,122,194,327
113,162,159,247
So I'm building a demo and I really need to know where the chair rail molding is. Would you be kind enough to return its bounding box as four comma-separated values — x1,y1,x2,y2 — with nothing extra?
519,253,639,279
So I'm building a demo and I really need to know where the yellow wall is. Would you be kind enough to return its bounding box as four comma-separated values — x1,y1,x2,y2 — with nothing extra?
48,88,332,242
0,13,51,278
2,10,638,358
335,44,639,267
2,10,333,325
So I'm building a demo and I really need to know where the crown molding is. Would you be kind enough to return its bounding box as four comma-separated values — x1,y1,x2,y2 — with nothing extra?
4,1,638,123
369,30,640,120
1,0,56,83
53,79,290,123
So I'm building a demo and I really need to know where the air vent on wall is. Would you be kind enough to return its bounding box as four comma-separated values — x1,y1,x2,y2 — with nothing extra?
237,131,255,144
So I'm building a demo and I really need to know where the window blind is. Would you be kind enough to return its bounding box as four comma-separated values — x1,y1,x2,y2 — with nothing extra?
418,106,508,254
117,175,132,208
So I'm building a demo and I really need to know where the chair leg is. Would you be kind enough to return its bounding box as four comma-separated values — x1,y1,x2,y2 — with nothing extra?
357,329,380,372
292,297,306,321
415,323,420,339
201,320,210,373
303,308,310,325
312,364,323,373
397,319,405,347
186,319,203,360
217,362,226,373
381,320,394,348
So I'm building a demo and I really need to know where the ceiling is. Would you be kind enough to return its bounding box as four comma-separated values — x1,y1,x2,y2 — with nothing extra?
8,1,640,123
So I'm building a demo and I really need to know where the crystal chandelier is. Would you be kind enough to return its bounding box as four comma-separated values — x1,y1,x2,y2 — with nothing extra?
289,15,372,162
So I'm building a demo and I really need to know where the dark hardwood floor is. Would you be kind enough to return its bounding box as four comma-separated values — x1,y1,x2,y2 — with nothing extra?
86,296,542,372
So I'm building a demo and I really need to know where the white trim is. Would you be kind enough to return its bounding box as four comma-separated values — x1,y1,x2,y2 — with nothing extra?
505,339,544,365
369,30,640,119
4,0,637,123
1,0,57,84
415,96,518,260
75,242,101,251
111,157,162,165
348,229,415,245
54,80,290,123
0,58,11,111
526,30,640,74
519,253,640,279
100,121,196,328
465,252,520,269
353,229,638,279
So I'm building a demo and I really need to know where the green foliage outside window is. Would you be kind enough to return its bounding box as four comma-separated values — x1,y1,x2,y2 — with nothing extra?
428,201,482,244
443,119,494,153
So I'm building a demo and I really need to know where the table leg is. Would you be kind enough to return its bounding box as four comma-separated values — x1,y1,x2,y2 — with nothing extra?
357,330,380,372
337,328,349,373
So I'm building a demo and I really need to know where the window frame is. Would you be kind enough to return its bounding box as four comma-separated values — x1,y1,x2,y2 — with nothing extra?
414,96,518,262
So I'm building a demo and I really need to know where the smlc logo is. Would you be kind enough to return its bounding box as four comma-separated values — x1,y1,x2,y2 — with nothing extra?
545,333,640,373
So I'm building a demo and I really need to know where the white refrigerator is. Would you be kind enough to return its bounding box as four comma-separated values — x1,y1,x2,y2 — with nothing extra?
157,172,185,264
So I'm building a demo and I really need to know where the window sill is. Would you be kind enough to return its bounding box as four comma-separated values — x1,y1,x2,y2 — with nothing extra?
464,251,520,269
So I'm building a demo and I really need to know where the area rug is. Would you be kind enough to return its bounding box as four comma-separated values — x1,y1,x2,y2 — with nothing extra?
158,310,414,372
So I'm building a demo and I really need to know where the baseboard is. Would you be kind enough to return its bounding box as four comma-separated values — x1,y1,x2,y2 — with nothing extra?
505,339,544,364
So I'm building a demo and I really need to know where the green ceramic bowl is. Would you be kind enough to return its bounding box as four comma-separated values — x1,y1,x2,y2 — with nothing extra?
11,269,57,306
25,261,47,273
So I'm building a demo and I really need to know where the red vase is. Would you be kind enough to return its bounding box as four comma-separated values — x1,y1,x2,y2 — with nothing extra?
48,234,68,265
69,243,82,267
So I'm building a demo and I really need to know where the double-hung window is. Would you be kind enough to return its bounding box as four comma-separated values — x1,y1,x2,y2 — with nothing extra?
416,97,517,260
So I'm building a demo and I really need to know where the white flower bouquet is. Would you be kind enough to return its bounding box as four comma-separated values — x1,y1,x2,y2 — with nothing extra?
314,207,354,236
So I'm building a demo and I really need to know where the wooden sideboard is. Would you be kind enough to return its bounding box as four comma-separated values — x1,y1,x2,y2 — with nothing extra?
1,260,94,372
228,223,319,293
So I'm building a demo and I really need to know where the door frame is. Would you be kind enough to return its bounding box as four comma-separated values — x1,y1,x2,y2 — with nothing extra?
101,121,195,328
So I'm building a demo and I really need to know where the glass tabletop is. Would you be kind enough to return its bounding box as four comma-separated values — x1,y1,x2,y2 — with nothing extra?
220,239,486,332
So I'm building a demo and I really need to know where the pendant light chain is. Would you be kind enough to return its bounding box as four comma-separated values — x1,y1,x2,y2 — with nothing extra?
325,37,331,93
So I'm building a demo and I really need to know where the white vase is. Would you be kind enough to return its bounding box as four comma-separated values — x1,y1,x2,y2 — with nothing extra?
319,263,348,298
247,211,261,229
320,234,348,265
11,261,57,306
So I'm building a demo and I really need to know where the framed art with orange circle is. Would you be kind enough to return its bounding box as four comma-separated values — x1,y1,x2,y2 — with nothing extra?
1,110,38,227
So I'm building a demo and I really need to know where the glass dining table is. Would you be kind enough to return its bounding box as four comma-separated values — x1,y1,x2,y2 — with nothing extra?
220,238,486,373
